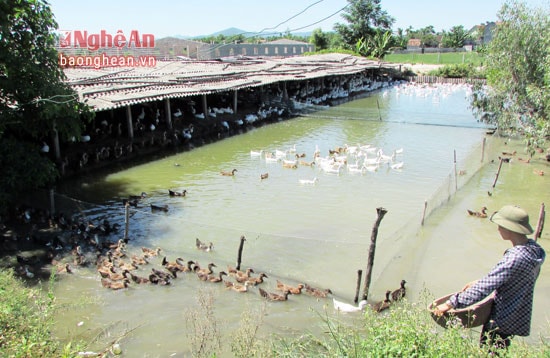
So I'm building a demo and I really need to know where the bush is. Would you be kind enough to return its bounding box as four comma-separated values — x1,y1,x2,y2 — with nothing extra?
428,64,486,79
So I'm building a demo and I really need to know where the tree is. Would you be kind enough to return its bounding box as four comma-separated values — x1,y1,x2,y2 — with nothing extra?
310,28,329,51
333,0,394,51
363,30,393,59
441,25,472,48
471,1,549,153
408,26,439,48
0,0,91,213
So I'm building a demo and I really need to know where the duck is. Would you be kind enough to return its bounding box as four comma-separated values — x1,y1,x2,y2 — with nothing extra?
129,192,147,201
373,290,392,312
107,268,129,281
141,247,162,257
101,278,129,290
220,168,238,176
195,262,217,276
56,262,73,274
299,160,315,166
151,204,169,212
196,238,214,252
126,271,150,284
224,280,249,293
169,189,187,197
390,162,404,170
533,169,545,176
259,287,291,301
333,298,368,312
282,161,298,169
176,258,196,272
276,280,304,294
162,256,186,272
149,273,171,285
207,271,228,283
151,267,174,280
246,272,268,286
299,178,318,185
234,267,255,282
173,108,183,118
260,173,269,180
131,254,149,266
467,206,488,218
304,284,332,298
391,279,407,301
250,150,263,157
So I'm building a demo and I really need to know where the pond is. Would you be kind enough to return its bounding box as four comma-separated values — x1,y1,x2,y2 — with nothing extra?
50,82,550,356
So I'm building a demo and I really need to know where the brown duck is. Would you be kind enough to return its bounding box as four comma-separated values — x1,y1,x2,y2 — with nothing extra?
220,168,238,176
259,287,291,301
467,206,488,218
373,290,392,313
276,280,304,294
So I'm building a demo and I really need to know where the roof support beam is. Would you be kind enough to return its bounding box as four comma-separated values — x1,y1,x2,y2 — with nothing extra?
164,98,173,130
126,105,134,140
233,89,238,115
201,94,208,119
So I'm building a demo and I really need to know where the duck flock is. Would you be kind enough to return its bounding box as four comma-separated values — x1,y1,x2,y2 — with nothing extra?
92,235,407,313
250,142,405,181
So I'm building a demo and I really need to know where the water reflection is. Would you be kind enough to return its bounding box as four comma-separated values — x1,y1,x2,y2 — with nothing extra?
51,84,548,355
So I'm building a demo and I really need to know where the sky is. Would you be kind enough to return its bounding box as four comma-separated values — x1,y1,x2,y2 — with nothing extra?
49,0,549,39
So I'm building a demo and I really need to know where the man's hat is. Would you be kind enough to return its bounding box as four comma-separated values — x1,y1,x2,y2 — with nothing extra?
490,205,534,235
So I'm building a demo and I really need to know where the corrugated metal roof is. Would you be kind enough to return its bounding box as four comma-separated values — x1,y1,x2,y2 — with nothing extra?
65,53,391,112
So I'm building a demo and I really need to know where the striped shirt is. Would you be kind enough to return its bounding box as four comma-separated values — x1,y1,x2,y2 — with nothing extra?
449,239,545,336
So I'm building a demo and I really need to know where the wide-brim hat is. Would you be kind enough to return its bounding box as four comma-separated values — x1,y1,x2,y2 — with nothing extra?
490,205,534,235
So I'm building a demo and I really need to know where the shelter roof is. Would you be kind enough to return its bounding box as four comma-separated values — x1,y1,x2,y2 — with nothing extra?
64,53,390,112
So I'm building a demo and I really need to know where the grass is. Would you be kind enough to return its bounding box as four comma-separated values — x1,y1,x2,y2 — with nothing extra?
384,52,484,66
0,269,63,357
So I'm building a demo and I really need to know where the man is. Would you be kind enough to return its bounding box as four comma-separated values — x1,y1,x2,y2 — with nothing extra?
434,205,546,351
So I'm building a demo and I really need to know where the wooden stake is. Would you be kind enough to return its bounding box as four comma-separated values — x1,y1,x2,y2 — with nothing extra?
421,200,428,226
453,150,457,192
481,137,486,162
534,203,545,242
354,269,363,303
361,207,388,301
492,157,504,188
236,235,246,271
124,202,130,241
376,99,382,121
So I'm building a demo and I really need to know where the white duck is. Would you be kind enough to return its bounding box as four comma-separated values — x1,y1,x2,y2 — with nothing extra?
333,298,368,313
173,108,183,118
299,178,318,185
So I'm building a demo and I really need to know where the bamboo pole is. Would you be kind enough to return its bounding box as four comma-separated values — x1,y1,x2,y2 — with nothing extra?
492,157,504,188
361,207,388,301
421,200,428,225
534,203,545,242
354,269,363,303
481,137,486,162
124,202,130,241
236,235,246,270
454,150,457,192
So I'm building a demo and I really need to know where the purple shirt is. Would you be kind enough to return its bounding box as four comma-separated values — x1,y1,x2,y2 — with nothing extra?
449,239,545,336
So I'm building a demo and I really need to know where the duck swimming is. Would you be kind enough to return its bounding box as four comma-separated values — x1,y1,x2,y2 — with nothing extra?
220,169,238,176
333,298,368,313
391,280,407,301
259,287,291,301
169,189,187,197
467,206,488,218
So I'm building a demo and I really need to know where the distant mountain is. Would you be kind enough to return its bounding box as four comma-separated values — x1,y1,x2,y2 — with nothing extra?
164,28,314,40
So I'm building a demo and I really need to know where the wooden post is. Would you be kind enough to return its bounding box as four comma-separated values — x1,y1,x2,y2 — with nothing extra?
233,89,238,114
481,137,486,162
454,150,457,192
236,235,246,270
376,99,382,121
421,200,428,225
164,98,173,130
492,157,504,188
52,119,61,161
124,202,130,241
354,269,363,303
49,188,55,215
361,207,388,301
202,94,208,118
534,203,545,242
125,105,134,140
